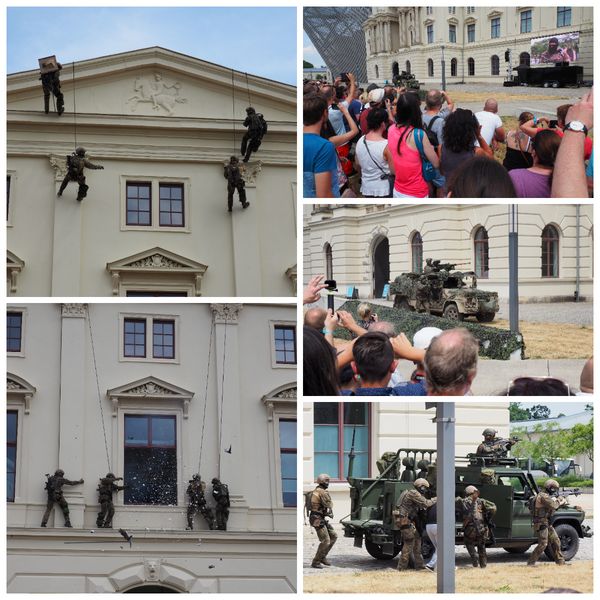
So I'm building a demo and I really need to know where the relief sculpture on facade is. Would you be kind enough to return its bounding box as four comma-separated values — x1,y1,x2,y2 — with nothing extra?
127,73,187,116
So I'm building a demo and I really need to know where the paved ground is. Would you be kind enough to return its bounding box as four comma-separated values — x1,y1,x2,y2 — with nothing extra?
303,516,593,576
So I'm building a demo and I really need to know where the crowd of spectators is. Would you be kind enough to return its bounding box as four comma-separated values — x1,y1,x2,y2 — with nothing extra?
303,275,591,397
303,75,593,199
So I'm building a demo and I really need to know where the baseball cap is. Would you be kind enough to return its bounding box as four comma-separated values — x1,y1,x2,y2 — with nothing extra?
413,327,443,350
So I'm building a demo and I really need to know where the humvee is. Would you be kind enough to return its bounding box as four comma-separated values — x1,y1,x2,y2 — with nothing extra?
390,263,499,322
341,448,592,562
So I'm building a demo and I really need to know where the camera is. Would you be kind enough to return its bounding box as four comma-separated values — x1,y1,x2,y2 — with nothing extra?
324,279,337,312
549,119,558,129
340,72,350,83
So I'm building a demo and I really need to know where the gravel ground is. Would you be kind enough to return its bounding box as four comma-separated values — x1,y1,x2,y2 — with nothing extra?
303,519,593,575
495,300,593,326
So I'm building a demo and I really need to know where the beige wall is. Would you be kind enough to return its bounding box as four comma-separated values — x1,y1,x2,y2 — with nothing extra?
303,401,510,516
303,204,593,301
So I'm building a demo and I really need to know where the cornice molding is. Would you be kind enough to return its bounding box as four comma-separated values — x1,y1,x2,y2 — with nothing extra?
210,304,243,324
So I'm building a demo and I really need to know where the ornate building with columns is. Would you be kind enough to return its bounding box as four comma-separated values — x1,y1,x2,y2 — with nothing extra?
364,6,593,85
7,47,297,297
7,303,297,592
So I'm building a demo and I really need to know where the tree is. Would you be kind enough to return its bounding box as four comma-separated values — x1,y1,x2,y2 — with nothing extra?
585,403,593,412
303,60,314,69
566,421,593,463
509,402,530,421
529,404,550,420
512,423,570,472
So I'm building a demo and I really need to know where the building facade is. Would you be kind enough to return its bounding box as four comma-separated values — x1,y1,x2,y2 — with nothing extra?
303,401,510,516
303,204,593,301
364,6,593,85
7,303,297,592
7,47,297,297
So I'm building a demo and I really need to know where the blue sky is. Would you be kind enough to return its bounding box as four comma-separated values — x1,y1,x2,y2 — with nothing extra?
303,31,325,68
7,7,296,84
518,402,590,418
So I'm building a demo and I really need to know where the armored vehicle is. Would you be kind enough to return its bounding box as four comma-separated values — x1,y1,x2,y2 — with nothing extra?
389,260,499,322
341,448,591,562
392,71,421,92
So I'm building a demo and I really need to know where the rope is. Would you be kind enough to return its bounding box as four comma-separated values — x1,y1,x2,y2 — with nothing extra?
197,319,215,474
231,69,236,153
86,307,111,472
72,62,77,149
217,322,228,476
245,72,251,107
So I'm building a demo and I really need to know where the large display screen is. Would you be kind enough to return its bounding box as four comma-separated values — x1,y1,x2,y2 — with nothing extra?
530,32,580,64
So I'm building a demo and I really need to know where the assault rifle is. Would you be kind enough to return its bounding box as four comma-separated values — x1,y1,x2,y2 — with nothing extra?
484,510,497,545
555,487,581,498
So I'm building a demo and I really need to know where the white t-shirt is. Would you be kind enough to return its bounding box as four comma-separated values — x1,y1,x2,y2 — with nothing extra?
355,137,391,197
475,110,503,146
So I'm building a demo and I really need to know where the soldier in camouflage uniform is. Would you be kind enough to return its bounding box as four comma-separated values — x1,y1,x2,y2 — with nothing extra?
224,156,250,212
96,473,126,528
309,473,337,569
476,428,518,458
211,477,230,530
527,479,567,566
41,469,84,527
186,474,215,530
456,485,496,568
57,147,104,201
394,478,436,571
376,452,400,479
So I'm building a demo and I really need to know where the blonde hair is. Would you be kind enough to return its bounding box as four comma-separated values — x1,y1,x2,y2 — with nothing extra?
357,303,372,319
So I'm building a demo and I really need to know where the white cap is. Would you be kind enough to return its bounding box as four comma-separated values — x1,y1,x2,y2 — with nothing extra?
413,327,443,350
368,88,385,104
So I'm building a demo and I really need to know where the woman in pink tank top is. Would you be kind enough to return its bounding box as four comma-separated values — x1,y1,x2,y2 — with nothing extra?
387,93,439,198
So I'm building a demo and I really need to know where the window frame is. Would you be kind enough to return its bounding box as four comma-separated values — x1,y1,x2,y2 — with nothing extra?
449,24,456,43
468,57,475,76
125,181,152,227
520,10,532,34
467,23,475,43
427,24,434,44
273,324,297,366
491,55,500,76
120,176,190,233
491,17,500,39
314,402,371,483
474,226,489,279
7,308,26,357
279,418,297,508
269,320,297,368
119,312,180,364
7,410,18,502
427,58,434,78
7,170,17,226
557,7,571,28
411,232,423,274
541,224,560,278
158,183,185,228
450,57,458,77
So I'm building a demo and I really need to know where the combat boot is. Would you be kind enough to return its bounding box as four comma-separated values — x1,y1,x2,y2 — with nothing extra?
527,560,536,566
556,559,566,566
242,202,250,209
471,557,478,567
311,561,324,569
64,520,72,528
320,558,331,566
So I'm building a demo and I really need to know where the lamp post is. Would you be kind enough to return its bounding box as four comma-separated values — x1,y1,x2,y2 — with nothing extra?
508,205,519,333
441,44,446,91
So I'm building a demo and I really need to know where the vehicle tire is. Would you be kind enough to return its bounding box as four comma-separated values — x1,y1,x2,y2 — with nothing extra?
365,539,401,560
503,545,531,554
442,303,463,321
476,312,495,323
544,523,580,561
543,82,549,88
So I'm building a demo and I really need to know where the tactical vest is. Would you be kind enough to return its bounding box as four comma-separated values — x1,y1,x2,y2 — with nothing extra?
396,489,420,519
310,486,332,514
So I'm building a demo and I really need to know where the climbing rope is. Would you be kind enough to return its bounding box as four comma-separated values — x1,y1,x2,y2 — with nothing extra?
231,69,236,153
197,319,215,474
86,306,111,472
71,62,77,149
216,321,228,476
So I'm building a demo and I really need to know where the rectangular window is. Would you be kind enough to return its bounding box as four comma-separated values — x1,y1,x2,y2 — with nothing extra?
7,312,22,353
7,175,11,221
7,411,17,502
448,7,456,15
126,182,151,226
124,415,177,505
449,24,456,43
427,24,434,44
124,319,146,357
279,419,297,507
426,7,432,16
467,23,475,43
159,184,184,227
153,320,175,359
314,403,369,481
520,10,532,34
557,7,571,27
274,325,296,365
491,17,500,39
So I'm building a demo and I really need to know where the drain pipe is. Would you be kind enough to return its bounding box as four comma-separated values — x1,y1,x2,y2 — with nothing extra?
575,205,581,302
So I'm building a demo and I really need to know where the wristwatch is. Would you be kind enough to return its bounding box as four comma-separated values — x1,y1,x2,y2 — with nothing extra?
564,120,588,134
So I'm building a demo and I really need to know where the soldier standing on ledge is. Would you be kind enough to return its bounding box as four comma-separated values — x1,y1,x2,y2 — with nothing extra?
240,107,267,162
394,478,436,571
211,477,230,530
186,474,215,530
96,473,126,528
456,485,496,568
224,156,250,212
41,469,84,527
40,62,64,115
528,479,568,566
57,147,104,201
309,473,337,569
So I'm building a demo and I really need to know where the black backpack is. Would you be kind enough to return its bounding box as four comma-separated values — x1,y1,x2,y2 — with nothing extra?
424,115,441,149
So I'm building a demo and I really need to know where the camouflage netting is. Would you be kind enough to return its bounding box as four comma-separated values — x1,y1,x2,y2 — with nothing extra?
336,300,524,360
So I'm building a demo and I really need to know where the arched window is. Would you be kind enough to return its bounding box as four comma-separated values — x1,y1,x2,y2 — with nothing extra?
519,52,531,67
468,57,475,76
541,225,559,278
491,55,500,76
427,58,434,77
450,58,457,77
392,61,399,78
406,60,411,74
411,232,423,273
375,64,379,78
324,243,333,280
474,227,489,278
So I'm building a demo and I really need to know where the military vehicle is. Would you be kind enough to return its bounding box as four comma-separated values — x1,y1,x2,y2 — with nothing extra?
389,260,499,322
392,70,421,92
341,448,592,562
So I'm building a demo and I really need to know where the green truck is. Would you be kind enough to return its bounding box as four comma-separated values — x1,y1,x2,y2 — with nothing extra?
341,448,592,562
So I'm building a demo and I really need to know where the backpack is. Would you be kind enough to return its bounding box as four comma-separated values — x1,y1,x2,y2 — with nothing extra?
424,115,441,149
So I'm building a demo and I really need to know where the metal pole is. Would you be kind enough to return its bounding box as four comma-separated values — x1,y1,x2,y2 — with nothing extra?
508,205,519,333
427,402,455,593
575,204,581,302
441,45,446,91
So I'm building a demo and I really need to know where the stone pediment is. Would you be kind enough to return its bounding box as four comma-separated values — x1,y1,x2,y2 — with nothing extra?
107,376,194,418
7,373,36,413
7,46,295,123
261,383,297,420
7,251,24,295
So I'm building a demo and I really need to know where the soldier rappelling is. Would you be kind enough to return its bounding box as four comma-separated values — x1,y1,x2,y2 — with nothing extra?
57,147,104,202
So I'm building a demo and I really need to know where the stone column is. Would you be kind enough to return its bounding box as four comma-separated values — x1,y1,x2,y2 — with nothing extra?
50,155,83,296
399,13,405,47
58,303,87,527
231,162,263,296
210,304,248,530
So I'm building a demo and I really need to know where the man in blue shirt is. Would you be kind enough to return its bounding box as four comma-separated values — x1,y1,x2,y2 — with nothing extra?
303,93,339,198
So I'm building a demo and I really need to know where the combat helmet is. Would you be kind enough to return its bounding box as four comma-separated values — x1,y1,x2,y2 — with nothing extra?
465,485,479,495
482,428,497,437
54,469,65,477
316,473,330,487
105,472,116,479
544,479,560,491
75,147,86,157
414,478,430,488
417,459,430,470
481,469,496,484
